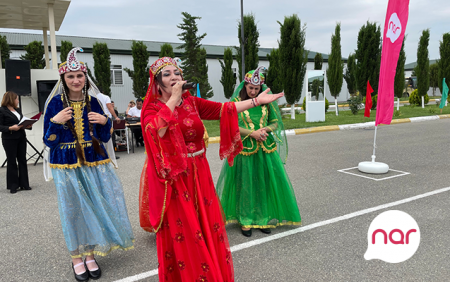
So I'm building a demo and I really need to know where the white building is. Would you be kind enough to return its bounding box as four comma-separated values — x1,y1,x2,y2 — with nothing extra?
1,31,352,113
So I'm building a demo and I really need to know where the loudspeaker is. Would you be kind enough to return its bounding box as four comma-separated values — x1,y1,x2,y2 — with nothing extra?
37,80,58,113
5,59,31,96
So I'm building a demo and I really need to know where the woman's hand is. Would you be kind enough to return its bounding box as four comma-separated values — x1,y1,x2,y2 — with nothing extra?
53,107,73,123
250,128,268,141
88,112,108,125
168,81,186,104
257,88,284,105
9,124,23,131
25,124,32,129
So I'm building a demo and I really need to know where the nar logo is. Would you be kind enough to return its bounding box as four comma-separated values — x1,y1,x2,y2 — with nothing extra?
386,13,402,43
364,210,420,263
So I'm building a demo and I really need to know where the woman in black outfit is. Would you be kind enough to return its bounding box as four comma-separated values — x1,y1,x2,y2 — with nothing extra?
0,91,31,194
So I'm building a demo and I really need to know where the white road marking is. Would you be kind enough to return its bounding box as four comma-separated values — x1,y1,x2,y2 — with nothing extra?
113,186,450,282
338,167,410,181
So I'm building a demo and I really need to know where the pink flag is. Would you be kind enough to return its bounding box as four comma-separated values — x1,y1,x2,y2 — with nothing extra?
375,0,410,126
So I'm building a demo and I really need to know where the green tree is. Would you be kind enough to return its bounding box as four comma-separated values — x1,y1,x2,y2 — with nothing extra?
314,53,323,70
159,43,175,58
219,47,235,99
0,35,11,67
177,12,213,99
236,13,260,81
60,40,73,63
92,42,111,96
20,41,45,69
196,47,213,99
344,53,357,95
326,23,344,105
266,48,284,94
416,29,430,97
124,40,150,99
311,79,320,100
278,14,308,119
394,38,406,99
438,33,450,94
429,63,439,96
355,21,382,96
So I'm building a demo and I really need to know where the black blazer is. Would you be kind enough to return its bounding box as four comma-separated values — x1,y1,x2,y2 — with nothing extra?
0,106,27,140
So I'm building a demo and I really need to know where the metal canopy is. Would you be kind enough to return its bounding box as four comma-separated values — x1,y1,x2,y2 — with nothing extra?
0,0,70,31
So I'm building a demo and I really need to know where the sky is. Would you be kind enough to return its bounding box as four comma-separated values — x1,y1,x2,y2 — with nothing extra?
2,0,448,64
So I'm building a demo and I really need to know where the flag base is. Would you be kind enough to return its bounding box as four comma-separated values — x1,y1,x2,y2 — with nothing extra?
358,161,389,174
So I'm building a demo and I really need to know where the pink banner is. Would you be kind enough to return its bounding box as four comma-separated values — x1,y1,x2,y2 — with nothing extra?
375,0,410,126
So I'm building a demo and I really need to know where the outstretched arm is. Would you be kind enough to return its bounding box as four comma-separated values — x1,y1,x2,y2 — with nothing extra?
234,88,284,113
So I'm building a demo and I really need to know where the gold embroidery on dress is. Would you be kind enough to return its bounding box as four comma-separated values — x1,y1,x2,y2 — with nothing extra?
50,159,111,169
48,134,57,141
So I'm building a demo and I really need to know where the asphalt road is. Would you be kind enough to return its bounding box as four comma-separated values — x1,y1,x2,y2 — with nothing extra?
1,118,450,282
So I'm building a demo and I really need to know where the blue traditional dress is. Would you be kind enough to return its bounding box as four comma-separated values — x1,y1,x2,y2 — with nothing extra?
43,94,134,258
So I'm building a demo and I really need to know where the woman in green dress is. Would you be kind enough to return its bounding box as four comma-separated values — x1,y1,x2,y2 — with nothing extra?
216,67,301,237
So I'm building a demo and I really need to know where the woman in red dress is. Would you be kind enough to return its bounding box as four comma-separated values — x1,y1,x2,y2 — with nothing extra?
139,57,283,282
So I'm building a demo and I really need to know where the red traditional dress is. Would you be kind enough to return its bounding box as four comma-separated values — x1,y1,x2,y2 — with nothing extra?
140,83,242,281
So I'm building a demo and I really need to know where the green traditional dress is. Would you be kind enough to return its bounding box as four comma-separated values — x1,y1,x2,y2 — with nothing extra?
216,91,302,229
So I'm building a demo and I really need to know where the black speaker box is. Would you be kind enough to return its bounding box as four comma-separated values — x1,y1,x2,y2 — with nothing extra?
5,60,31,96
36,80,58,113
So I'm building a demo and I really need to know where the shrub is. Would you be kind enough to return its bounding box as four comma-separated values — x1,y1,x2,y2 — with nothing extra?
302,97,329,112
394,109,402,117
409,89,429,106
371,94,377,110
349,96,362,115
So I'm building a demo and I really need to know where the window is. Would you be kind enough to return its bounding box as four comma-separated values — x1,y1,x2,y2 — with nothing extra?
110,65,123,85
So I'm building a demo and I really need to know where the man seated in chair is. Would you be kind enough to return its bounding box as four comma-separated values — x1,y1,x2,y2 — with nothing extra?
127,98,143,147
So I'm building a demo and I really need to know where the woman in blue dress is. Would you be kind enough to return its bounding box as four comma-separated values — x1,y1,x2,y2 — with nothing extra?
43,47,134,281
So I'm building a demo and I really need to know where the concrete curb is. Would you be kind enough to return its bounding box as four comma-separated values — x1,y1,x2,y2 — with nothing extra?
207,113,450,144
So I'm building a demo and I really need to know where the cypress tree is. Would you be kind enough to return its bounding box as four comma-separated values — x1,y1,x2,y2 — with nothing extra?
124,40,150,99
197,48,213,99
219,47,236,99
92,42,111,96
266,48,284,94
278,14,308,119
416,29,430,97
159,43,175,58
326,23,344,101
60,40,73,63
314,53,323,70
438,33,450,94
355,21,382,96
394,38,406,99
177,12,213,99
236,13,260,81
344,53,357,95
0,35,11,67
20,41,45,69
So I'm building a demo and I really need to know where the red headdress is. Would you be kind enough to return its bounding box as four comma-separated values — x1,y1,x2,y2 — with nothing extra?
144,57,184,104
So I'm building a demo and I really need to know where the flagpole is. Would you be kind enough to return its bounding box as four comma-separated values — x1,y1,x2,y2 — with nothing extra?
372,126,378,162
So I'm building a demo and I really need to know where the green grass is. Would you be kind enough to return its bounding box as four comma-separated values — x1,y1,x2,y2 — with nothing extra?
203,103,450,137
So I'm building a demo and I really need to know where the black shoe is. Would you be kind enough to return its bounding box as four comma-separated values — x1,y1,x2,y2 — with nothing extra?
72,262,89,281
85,259,101,280
241,228,252,237
260,228,271,234
21,187,32,190
10,189,17,194
115,156,120,160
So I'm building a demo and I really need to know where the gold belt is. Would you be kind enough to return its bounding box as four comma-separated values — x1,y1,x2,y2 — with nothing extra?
187,148,205,157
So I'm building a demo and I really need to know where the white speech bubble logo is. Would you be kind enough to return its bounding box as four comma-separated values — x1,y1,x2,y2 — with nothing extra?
364,210,420,263
386,13,402,43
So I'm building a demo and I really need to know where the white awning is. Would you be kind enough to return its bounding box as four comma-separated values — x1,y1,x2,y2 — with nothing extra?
0,0,70,31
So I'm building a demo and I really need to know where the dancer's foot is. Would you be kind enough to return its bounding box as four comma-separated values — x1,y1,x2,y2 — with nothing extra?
241,227,252,237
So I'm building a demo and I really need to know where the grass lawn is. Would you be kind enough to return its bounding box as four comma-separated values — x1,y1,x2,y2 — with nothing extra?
203,103,450,138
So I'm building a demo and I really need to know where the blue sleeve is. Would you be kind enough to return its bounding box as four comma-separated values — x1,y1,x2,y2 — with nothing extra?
92,97,112,143
43,98,65,148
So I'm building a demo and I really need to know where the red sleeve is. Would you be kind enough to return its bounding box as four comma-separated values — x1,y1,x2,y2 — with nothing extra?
192,96,223,120
219,102,243,166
